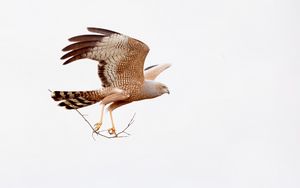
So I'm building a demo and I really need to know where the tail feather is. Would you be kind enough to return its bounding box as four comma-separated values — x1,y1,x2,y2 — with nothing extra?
51,90,103,109
51,91,80,101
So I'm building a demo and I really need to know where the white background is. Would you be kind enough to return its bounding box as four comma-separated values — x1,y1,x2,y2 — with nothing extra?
1,0,299,187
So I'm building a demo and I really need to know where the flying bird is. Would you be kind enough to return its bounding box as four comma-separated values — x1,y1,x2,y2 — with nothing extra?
51,27,171,135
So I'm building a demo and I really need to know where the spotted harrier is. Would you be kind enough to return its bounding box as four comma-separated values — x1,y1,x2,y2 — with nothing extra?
51,27,171,135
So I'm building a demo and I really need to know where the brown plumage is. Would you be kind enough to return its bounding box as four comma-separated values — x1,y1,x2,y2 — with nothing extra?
52,27,171,135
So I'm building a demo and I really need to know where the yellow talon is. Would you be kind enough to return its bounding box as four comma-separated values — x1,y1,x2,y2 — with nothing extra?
94,122,102,132
108,127,116,135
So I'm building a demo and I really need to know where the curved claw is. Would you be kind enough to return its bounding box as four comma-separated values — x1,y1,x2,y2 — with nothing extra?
94,122,102,132
108,127,116,135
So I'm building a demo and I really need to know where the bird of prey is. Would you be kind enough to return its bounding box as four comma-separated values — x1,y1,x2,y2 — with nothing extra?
51,27,171,135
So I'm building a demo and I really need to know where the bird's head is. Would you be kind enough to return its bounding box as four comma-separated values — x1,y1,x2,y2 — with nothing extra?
142,80,170,99
156,82,170,95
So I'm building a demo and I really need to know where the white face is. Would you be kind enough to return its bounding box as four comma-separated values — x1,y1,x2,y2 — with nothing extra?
157,83,170,95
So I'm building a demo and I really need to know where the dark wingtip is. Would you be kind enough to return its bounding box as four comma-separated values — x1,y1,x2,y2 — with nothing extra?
62,55,84,65
87,27,120,35
61,57,72,65
68,34,104,42
62,46,70,52
62,59,72,65
62,41,99,52
87,27,100,32
68,36,79,42
144,64,158,71
60,53,70,60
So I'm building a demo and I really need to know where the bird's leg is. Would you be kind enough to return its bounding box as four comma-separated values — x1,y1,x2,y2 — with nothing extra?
107,101,131,135
108,110,116,135
94,103,105,132
99,92,130,135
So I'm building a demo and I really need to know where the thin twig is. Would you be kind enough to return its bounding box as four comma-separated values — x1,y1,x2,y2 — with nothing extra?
75,109,135,139
115,113,135,137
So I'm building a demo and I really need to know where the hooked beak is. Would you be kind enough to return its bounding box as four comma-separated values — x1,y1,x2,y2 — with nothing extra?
166,88,170,94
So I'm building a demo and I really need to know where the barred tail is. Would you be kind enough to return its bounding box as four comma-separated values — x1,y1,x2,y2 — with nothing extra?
51,90,104,109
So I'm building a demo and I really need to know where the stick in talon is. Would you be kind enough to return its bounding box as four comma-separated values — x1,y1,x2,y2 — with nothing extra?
94,122,102,132
50,28,171,139
108,128,116,135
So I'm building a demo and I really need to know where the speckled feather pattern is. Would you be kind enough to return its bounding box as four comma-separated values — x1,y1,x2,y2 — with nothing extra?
53,28,170,112
60,28,150,103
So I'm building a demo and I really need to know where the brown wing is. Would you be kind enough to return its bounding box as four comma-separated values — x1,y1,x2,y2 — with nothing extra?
61,27,150,87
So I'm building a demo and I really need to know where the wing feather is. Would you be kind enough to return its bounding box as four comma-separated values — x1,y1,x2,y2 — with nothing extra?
144,64,158,71
63,55,85,65
61,27,150,87
68,34,104,42
144,64,171,80
62,41,99,51
87,27,120,35
61,47,92,60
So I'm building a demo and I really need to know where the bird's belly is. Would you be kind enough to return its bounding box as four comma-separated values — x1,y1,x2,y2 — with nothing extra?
115,83,144,102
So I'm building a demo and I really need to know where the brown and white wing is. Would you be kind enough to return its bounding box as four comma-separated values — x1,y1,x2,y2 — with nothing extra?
144,63,171,80
61,27,150,87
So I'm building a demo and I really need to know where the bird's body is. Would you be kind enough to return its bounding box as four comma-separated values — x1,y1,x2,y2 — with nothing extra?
51,27,170,135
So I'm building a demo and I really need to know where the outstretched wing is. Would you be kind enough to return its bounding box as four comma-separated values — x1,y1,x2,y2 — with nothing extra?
61,27,150,87
144,64,171,80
